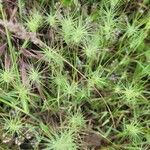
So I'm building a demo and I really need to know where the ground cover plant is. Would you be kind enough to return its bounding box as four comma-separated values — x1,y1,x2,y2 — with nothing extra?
0,0,150,149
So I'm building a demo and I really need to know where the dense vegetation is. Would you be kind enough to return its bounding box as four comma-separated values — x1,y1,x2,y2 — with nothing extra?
0,0,150,149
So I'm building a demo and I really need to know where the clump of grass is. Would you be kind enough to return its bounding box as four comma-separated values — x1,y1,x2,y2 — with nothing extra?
43,48,64,68
0,0,150,149
60,16,90,45
2,112,23,136
68,112,86,132
27,65,44,86
83,32,100,59
119,82,144,105
13,83,32,113
26,10,43,32
0,69,15,85
88,70,108,89
46,12,58,28
44,130,78,150
122,121,144,143
60,15,75,44
71,17,89,44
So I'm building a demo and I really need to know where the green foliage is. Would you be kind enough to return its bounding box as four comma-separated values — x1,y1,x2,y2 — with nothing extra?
60,16,90,45
3,112,23,135
122,121,144,143
26,10,43,32
0,69,15,84
46,12,58,27
0,0,149,149
28,65,44,85
44,130,78,150
68,111,86,132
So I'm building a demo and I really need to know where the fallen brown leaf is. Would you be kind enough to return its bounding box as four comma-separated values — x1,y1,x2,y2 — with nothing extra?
20,58,29,86
20,48,42,59
0,43,6,56
0,19,44,47
4,52,11,70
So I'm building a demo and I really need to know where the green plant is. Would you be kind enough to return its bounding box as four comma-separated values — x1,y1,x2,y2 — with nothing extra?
2,112,23,135
0,0,150,149
44,130,78,150
68,112,86,132
46,12,58,27
26,10,43,32
60,15,75,44
121,82,144,105
13,83,32,113
28,65,44,86
88,70,108,89
0,69,15,85
71,17,89,44
122,121,144,143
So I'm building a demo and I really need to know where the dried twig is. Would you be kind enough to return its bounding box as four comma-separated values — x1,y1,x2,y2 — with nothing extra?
20,58,29,86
